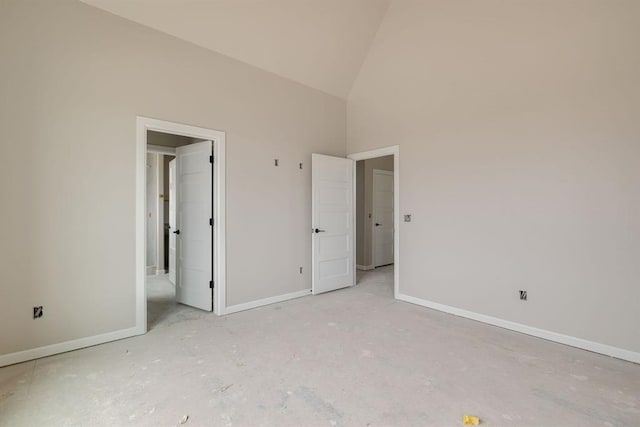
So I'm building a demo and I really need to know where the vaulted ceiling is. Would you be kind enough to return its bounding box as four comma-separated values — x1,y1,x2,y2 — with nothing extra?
79,0,391,98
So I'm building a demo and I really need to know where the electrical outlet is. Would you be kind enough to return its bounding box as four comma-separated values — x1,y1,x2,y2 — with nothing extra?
299,266,303,274
33,306,43,319
404,214,412,222
519,290,527,301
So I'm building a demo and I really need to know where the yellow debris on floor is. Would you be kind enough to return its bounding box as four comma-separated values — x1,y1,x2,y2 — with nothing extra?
463,414,481,425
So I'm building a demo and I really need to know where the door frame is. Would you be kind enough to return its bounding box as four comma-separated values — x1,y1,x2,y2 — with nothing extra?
371,168,394,268
348,146,400,299
136,117,226,333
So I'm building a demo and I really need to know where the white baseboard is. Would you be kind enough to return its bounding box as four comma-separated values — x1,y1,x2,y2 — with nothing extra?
396,293,640,365
357,264,375,271
155,269,167,275
0,326,143,368
224,289,312,315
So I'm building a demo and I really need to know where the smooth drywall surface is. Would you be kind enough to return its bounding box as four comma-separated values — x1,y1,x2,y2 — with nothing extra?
0,0,345,356
79,0,391,98
348,0,640,353
356,156,394,267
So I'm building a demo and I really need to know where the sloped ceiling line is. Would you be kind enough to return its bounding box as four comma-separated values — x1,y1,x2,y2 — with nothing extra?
80,0,391,99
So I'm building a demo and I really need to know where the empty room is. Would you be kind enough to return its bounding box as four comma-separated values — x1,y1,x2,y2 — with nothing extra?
1,0,639,426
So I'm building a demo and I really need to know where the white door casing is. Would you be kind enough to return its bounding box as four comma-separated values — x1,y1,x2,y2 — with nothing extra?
175,140,213,311
138,116,226,333
347,145,399,300
168,158,177,285
312,153,355,294
373,169,394,267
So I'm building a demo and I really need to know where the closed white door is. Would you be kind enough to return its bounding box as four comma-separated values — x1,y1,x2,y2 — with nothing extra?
373,169,394,267
312,154,355,294
175,140,213,311
168,158,177,285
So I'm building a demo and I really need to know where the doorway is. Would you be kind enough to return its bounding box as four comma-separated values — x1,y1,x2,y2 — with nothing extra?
310,146,399,299
355,157,394,270
146,131,214,327
145,147,176,277
136,117,227,335
349,146,399,298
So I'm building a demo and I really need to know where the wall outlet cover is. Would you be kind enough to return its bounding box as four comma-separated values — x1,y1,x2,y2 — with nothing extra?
33,306,43,319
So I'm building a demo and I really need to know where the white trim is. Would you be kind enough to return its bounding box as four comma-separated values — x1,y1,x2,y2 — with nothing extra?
0,327,139,368
224,289,312,315
137,117,227,326
147,144,176,155
348,146,400,300
214,135,226,316
155,269,167,275
397,293,640,364
136,121,147,335
356,264,375,271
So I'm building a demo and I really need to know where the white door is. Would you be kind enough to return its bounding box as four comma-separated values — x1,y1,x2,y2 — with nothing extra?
168,158,177,284
312,153,355,294
175,140,213,311
373,169,394,267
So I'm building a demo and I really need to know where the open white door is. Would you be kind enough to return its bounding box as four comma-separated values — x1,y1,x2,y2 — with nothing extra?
373,169,394,267
175,141,213,311
312,154,355,294
168,158,177,285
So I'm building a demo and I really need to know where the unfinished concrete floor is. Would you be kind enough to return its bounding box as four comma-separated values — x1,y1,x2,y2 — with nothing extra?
1,266,639,426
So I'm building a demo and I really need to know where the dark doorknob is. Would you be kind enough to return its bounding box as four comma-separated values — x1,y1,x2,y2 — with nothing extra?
314,228,326,233
173,229,180,235
375,223,381,226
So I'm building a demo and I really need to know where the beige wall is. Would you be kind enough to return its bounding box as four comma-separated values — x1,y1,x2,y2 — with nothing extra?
356,156,394,267
0,0,345,356
348,0,640,353
79,0,391,98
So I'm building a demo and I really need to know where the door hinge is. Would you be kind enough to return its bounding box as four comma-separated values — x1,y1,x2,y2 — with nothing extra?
209,155,214,163
210,280,214,289
209,218,213,226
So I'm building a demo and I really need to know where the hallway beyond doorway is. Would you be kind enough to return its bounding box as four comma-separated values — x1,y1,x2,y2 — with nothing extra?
146,274,202,330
